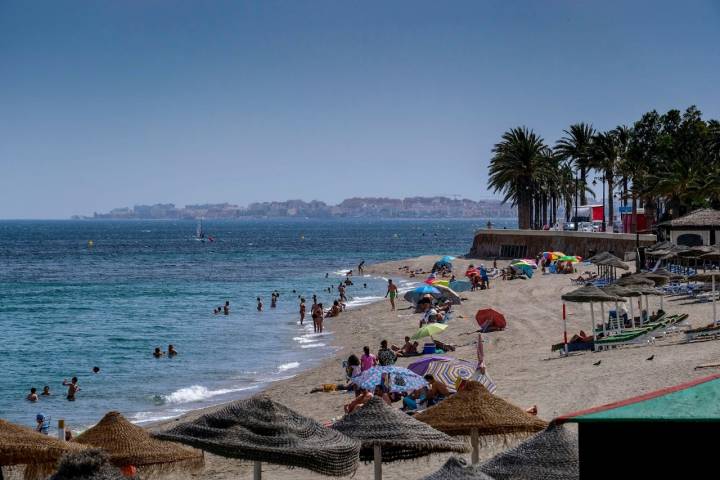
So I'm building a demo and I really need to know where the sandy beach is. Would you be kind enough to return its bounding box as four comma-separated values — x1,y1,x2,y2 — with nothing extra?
151,255,720,479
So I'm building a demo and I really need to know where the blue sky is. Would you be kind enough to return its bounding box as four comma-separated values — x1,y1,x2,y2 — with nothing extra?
1,0,719,218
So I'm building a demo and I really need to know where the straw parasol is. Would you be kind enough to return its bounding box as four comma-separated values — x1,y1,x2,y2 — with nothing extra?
421,424,578,480
616,275,655,287
155,396,360,479
48,450,126,480
561,285,623,349
414,382,547,465
479,423,578,480
74,412,203,475
596,255,629,270
418,457,494,480
0,419,86,468
332,396,467,480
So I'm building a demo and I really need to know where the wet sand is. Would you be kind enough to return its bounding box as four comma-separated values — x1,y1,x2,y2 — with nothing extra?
151,255,720,479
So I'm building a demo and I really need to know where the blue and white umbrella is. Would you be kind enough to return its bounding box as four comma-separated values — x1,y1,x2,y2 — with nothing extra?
351,366,428,394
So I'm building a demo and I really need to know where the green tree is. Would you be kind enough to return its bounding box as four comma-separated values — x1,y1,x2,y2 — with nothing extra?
555,123,596,205
488,127,549,229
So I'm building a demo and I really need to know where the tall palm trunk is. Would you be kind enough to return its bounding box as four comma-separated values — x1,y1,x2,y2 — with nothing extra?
607,176,615,231
518,189,532,230
579,167,588,205
542,193,548,227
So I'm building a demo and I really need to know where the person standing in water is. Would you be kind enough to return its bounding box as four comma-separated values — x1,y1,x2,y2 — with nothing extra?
385,279,398,311
62,377,80,401
358,260,365,274
257,297,263,312
270,293,277,308
223,301,230,315
299,298,306,325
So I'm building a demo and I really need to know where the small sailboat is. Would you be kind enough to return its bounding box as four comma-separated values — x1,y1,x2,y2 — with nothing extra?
195,218,214,242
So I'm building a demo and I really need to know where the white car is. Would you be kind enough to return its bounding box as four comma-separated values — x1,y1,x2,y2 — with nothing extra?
578,222,594,232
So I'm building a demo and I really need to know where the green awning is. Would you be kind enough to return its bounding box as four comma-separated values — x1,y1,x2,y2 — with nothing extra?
556,374,720,423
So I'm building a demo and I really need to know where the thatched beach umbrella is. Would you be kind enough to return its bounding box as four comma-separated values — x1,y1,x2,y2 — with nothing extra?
155,396,360,479
48,450,126,480
414,382,547,465
561,286,622,351
420,423,579,480
75,412,203,476
0,419,86,480
332,396,467,480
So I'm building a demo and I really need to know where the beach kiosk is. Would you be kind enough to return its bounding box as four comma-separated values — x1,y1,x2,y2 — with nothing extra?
555,374,720,479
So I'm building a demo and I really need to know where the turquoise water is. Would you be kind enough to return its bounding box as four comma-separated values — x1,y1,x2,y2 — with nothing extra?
0,218,512,432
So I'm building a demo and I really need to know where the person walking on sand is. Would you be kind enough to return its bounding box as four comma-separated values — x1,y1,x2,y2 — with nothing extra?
62,377,80,401
385,279,398,310
299,298,306,325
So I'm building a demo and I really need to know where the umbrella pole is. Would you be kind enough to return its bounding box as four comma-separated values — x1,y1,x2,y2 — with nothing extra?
374,445,382,480
600,302,606,336
253,461,262,480
471,427,479,464
562,303,568,356
590,302,596,352
713,275,717,325
629,299,635,328
614,300,621,332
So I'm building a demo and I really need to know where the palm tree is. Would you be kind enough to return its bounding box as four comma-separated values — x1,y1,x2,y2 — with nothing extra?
488,127,549,229
590,130,623,231
555,123,596,205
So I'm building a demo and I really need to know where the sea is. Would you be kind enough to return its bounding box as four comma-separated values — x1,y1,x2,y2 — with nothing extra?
0,218,514,432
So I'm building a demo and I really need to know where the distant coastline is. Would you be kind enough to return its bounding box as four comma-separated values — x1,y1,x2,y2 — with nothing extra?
73,196,516,220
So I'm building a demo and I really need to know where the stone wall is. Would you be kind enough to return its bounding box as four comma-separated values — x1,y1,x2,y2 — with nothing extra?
468,229,657,259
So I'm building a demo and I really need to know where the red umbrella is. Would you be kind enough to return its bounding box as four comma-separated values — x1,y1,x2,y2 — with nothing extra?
465,267,480,278
475,308,506,332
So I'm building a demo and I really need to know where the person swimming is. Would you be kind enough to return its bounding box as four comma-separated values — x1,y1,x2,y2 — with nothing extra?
153,347,165,358
41,385,51,396
92,366,100,374
168,344,178,357
62,377,80,401
27,387,38,402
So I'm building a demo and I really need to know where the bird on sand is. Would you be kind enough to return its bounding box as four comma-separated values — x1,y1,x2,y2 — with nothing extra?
593,360,602,366
646,355,654,361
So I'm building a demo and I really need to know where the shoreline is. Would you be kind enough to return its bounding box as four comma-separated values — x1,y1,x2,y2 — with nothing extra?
149,254,720,479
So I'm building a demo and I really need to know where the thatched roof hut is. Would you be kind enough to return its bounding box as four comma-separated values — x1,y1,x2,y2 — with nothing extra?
420,424,579,480
74,412,203,474
332,396,467,463
48,450,127,480
155,396,360,477
413,382,548,439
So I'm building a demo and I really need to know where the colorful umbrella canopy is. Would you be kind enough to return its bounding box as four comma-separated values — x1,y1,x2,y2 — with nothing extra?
511,263,533,278
440,255,456,262
406,356,453,376
352,366,428,394
449,280,471,292
412,323,448,340
557,255,580,263
425,360,476,392
414,285,441,295
475,308,507,331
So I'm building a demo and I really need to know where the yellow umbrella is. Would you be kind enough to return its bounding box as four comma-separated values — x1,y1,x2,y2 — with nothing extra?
412,323,448,340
